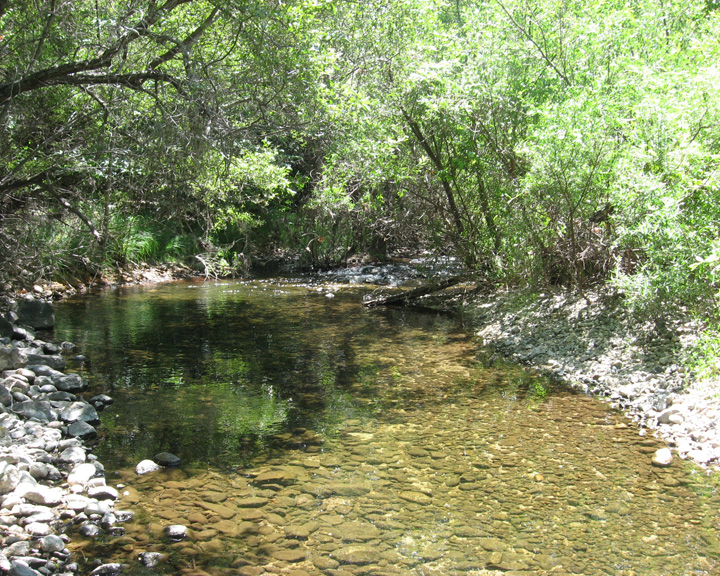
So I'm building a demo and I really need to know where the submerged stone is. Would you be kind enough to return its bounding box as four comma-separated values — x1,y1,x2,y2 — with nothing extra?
652,448,673,467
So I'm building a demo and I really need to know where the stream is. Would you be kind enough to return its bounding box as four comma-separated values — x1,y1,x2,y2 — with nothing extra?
53,278,720,576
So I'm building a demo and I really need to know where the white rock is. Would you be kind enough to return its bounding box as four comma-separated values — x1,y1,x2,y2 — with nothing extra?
0,463,21,495
22,485,64,507
25,521,52,536
58,446,86,464
135,459,161,475
67,462,98,486
65,494,91,512
652,448,673,467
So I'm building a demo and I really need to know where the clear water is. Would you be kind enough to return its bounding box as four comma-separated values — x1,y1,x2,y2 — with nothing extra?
53,279,720,576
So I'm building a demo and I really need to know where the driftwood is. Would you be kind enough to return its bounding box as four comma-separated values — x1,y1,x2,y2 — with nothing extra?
362,275,467,307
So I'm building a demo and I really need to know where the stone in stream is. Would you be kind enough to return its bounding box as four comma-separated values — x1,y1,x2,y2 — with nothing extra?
60,401,99,424
154,452,181,467
165,524,188,541
652,448,673,467
15,298,55,329
137,552,165,568
331,545,376,565
88,563,127,576
136,459,161,475
67,420,98,441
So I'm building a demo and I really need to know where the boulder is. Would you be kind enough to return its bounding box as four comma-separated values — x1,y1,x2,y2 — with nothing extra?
11,400,54,423
55,374,87,393
154,452,181,467
67,421,98,441
0,346,28,372
16,299,54,330
60,402,99,425
23,354,65,372
67,462,99,486
22,485,64,507
136,460,161,475
87,485,119,501
0,463,22,494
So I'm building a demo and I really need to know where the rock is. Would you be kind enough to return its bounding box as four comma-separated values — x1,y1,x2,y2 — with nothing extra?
398,491,432,505
22,485,64,506
138,552,165,568
332,545,376,565
9,560,43,576
652,448,673,467
79,522,103,538
60,402,99,425
89,394,113,410
25,522,53,536
55,374,87,393
0,315,14,339
136,460,161,475
87,485,119,501
658,409,682,425
26,365,64,383
67,421,98,441
39,535,66,554
16,299,55,330
0,463,22,494
89,563,127,576
0,346,28,372
154,452,181,467
67,463,99,486
0,385,12,406
58,446,86,464
165,525,188,540
23,354,65,372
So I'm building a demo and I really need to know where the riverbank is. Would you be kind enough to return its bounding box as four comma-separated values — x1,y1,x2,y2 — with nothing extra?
0,303,134,576
455,286,720,472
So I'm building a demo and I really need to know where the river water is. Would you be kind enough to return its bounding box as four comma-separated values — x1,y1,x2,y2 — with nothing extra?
53,279,720,576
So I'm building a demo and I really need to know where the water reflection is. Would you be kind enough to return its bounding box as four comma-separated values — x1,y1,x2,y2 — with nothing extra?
53,279,720,575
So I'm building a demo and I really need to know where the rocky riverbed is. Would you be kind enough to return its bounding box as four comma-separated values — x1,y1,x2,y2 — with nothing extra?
462,287,720,471
0,298,137,576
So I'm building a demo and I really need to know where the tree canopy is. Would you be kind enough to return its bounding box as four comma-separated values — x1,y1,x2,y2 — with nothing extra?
1,0,719,319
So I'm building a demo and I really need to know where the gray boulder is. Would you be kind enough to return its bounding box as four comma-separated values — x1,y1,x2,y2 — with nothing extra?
155,452,181,467
23,354,65,372
0,346,28,372
16,299,54,330
67,421,98,441
55,373,87,392
60,402,99,425
11,400,54,422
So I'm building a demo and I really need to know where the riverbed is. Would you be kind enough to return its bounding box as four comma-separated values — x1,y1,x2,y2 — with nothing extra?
54,278,720,576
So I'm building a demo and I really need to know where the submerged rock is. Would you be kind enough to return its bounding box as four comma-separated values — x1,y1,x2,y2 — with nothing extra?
652,448,673,467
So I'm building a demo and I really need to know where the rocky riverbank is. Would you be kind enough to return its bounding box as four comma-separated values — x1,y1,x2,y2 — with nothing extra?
0,298,134,576
461,287,720,471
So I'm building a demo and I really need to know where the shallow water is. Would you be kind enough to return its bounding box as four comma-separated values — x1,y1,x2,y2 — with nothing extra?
54,279,720,576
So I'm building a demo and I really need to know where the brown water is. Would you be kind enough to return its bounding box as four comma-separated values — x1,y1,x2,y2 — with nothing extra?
54,279,720,576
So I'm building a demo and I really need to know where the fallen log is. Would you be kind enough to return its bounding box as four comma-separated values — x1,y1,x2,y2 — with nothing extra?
362,275,468,307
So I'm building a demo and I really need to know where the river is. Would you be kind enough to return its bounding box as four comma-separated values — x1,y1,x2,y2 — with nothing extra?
53,278,720,576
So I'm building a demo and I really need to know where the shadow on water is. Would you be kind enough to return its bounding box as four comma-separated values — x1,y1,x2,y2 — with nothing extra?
53,279,720,576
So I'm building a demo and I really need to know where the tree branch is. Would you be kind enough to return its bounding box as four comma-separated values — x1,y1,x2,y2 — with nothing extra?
149,6,220,69
0,0,195,104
